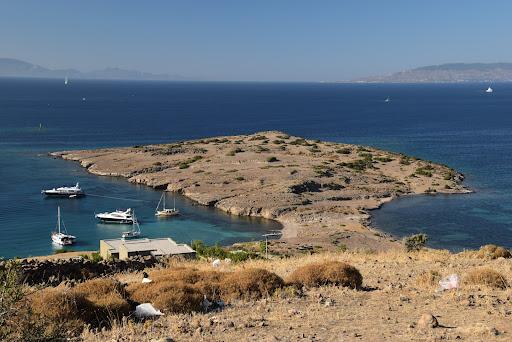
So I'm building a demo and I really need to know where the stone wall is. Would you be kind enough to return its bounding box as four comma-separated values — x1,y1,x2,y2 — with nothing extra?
2,256,162,286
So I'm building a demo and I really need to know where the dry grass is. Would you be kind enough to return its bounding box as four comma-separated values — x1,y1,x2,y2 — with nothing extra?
129,280,204,314
28,286,91,336
286,261,363,289
414,270,442,289
127,267,284,311
476,244,512,260
219,268,284,300
464,268,508,289
73,278,131,324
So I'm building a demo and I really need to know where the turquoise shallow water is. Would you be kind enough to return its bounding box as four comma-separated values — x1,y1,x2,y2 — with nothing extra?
2,79,512,256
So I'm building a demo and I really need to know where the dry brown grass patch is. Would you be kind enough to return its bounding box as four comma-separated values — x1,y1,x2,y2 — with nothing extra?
286,261,363,289
73,278,131,324
128,280,204,313
219,268,284,301
415,270,442,289
28,286,92,336
476,244,512,259
464,268,508,289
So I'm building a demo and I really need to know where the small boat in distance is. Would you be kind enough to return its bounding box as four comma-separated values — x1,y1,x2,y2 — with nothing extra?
384,97,391,103
64,76,68,85
95,208,134,224
486,85,493,93
122,212,142,239
51,206,76,245
41,182,84,198
155,192,180,217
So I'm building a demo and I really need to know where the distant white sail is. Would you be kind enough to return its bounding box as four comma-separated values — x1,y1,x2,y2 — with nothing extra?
64,76,68,85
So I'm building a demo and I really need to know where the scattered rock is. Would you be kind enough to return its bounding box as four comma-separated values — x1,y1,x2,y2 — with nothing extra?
417,313,439,329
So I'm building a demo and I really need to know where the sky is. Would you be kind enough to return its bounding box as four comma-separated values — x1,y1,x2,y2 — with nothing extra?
1,1,512,81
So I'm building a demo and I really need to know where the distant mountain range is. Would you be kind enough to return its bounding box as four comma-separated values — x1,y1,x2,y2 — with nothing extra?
353,63,512,83
0,58,185,81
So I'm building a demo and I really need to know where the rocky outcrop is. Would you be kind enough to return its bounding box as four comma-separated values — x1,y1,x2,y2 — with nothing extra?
51,131,469,253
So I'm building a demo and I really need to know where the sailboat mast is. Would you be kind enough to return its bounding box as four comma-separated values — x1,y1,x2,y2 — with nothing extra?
57,206,61,234
174,196,176,210
163,193,166,210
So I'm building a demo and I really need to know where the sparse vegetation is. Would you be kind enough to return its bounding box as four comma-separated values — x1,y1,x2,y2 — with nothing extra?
336,147,352,154
415,270,441,289
403,233,428,252
286,261,362,289
464,268,508,289
415,164,435,177
226,147,244,156
266,156,279,162
476,244,512,259
178,155,203,169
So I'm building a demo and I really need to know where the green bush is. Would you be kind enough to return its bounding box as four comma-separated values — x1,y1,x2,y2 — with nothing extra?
336,147,352,154
54,248,74,254
404,233,428,252
191,240,259,262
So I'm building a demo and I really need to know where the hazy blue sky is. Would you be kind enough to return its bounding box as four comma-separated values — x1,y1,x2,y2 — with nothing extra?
1,1,511,81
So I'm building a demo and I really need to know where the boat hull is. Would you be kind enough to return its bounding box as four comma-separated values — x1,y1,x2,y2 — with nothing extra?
96,217,134,224
43,191,85,198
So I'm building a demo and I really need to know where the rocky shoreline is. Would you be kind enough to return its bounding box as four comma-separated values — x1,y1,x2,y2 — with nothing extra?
51,131,469,253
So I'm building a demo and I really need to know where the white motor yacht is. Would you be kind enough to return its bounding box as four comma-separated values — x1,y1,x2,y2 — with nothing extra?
51,206,76,246
95,208,134,224
42,182,84,198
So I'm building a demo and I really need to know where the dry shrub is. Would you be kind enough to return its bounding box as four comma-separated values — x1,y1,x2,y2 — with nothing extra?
415,270,441,289
219,268,284,300
28,287,91,336
128,267,284,311
128,281,203,313
476,244,512,259
73,278,131,325
27,278,131,337
464,268,508,289
287,261,363,289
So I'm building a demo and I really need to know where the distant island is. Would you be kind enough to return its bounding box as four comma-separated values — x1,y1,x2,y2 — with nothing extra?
0,58,186,81
353,63,512,83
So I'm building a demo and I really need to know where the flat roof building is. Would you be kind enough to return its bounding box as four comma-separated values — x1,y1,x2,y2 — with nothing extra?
100,237,196,260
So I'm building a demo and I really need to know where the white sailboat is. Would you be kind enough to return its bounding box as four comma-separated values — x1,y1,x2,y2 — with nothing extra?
486,85,493,93
384,97,391,103
64,76,68,85
51,206,76,245
155,192,180,217
122,211,142,239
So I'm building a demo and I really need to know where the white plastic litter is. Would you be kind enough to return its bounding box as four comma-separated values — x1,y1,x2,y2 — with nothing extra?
142,277,152,283
438,274,459,291
135,303,164,318
212,259,221,267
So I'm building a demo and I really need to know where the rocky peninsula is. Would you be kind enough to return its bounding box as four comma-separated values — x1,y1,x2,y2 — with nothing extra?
52,131,469,253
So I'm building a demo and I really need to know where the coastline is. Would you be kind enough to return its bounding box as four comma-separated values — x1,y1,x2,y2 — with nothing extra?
51,131,470,254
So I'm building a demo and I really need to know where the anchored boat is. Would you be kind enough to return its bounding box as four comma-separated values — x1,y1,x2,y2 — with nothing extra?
122,212,142,239
41,182,84,198
155,192,180,217
95,208,135,224
51,206,76,246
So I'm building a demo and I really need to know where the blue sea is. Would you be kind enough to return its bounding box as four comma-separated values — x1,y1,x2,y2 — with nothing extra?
1,78,512,258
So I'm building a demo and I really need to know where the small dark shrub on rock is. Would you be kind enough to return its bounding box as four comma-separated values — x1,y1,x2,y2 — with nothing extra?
404,233,428,252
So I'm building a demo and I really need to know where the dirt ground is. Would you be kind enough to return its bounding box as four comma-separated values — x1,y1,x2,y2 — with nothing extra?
82,249,512,341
